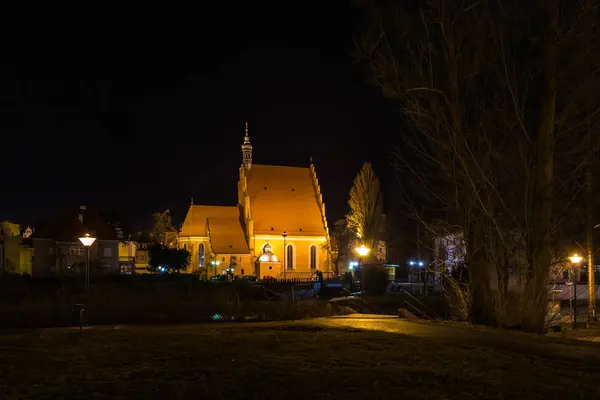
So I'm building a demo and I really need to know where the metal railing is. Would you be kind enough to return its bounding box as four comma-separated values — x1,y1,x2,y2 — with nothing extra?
395,286,441,320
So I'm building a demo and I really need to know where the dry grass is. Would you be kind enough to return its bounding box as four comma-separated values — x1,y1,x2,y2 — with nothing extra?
1,316,600,399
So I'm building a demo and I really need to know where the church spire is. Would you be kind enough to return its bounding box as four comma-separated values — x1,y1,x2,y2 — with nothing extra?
241,121,253,170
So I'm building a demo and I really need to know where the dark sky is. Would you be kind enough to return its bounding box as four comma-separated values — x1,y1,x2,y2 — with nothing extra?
1,2,399,229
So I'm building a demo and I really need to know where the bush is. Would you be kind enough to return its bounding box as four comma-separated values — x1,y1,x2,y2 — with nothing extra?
148,244,191,273
363,265,389,296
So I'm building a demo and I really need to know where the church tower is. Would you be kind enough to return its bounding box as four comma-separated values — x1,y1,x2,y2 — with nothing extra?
241,121,252,170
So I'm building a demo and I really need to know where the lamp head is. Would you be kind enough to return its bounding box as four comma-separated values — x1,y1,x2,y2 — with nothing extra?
355,244,371,257
78,233,96,247
569,253,583,264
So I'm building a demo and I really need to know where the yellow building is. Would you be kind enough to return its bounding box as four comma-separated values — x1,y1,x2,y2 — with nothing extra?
118,241,152,274
0,222,33,275
179,123,331,279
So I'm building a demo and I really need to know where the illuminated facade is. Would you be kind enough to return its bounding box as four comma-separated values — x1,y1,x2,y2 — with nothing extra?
179,123,331,279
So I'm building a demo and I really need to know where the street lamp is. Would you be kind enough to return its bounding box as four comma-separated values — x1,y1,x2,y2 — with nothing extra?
355,244,371,295
78,233,96,297
569,253,583,329
282,231,287,280
210,259,220,278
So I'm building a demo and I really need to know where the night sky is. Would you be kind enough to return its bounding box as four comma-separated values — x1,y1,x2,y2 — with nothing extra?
1,3,400,229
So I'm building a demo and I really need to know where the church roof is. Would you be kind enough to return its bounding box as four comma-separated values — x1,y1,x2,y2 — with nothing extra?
207,217,250,254
246,164,326,236
180,205,240,237
180,205,249,254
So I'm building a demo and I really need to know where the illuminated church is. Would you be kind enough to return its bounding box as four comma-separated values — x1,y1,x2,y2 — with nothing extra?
178,123,331,279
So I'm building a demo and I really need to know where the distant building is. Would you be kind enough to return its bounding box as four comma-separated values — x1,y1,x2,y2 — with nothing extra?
178,123,331,279
26,206,120,278
1,221,33,275
118,241,151,275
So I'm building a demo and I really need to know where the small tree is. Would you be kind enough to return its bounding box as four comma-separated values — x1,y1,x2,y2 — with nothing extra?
151,210,177,246
346,162,384,247
148,244,191,273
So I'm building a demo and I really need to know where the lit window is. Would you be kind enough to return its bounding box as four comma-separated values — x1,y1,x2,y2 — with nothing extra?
198,243,205,268
120,265,132,275
286,245,294,269
310,245,317,269
69,246,84,256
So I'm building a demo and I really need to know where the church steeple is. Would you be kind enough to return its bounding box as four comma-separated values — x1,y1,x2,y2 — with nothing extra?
241,121,252,170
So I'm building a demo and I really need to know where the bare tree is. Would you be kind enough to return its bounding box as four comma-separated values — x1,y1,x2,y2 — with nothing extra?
355,0,600,332
346,162,384,247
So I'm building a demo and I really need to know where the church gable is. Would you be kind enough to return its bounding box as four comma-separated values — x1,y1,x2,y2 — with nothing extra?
245,164,327,236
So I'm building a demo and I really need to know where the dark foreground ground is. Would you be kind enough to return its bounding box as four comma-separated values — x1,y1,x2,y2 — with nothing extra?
2,315,600,399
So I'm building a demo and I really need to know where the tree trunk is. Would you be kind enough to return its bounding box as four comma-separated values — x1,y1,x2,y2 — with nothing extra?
523,0,558,333
466,219,492,324
586,127,596,320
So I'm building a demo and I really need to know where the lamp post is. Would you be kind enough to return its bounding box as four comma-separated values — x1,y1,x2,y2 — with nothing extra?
355,244,371,294
569,253,583,329
78,233,96,298
211,259,220,278
282,231,287,281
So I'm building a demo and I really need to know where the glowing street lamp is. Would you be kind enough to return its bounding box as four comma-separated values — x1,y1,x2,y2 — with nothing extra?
569,254,583,264
354,244,371,296
569,253,583,329
355,244,371,257
78,233,96,297
210,259,220,278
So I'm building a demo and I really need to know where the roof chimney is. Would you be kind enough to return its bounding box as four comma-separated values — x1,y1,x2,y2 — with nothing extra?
79,205,87,223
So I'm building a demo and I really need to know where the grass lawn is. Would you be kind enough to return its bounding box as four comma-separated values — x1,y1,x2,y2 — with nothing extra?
1,315,600,399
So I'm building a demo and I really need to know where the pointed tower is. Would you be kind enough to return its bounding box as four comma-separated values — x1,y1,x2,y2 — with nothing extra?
241,121,253,170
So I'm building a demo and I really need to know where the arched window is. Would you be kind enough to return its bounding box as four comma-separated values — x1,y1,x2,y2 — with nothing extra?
286,244,294,269
183,244,187,250
198,243,205,268
309,245,317,269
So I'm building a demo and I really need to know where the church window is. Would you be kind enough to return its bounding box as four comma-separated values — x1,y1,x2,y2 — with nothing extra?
309,245,317,269
198,243,205,268
286,244,294,269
